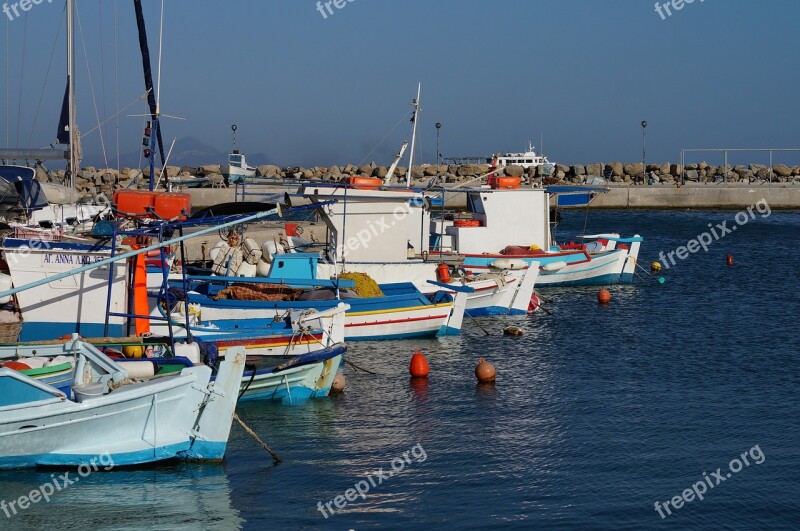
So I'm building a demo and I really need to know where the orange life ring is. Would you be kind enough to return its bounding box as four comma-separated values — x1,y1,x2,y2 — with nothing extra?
454,219,480,227
347,176,382,190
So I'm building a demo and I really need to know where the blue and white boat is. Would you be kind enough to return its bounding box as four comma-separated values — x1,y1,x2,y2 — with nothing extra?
0,337,246,469
431,186,642,287
174,253,470,340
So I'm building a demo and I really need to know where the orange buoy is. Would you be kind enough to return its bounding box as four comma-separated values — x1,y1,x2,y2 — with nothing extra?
726,254,734,266
331,371,346,393
475,357,496,383
597,288,611,304
436,262,451,283
409,349,430,378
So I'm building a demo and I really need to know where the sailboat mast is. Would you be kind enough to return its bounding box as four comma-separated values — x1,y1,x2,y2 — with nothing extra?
67,0,76,187
406,83,421,189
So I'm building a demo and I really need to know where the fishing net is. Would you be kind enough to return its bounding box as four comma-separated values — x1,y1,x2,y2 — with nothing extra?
338,272,384,298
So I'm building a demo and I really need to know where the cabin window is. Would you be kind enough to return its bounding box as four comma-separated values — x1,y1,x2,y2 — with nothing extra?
230,155,242,164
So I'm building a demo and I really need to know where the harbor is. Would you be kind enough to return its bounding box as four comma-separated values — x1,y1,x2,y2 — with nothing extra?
1,1,798,530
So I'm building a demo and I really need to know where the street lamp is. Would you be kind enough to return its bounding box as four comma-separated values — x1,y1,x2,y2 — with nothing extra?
435,122,442,169
641,120,648,184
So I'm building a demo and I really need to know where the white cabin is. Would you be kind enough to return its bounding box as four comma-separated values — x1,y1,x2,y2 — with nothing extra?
440,188,552,254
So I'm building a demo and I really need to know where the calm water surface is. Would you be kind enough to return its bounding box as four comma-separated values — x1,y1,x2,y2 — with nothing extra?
2,209,799,530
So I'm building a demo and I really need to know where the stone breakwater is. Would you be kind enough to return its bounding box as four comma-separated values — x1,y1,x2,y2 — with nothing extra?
38,160,800,198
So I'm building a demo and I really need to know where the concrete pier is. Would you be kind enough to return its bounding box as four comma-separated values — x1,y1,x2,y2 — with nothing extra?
588,183,800,209
186,183,800,211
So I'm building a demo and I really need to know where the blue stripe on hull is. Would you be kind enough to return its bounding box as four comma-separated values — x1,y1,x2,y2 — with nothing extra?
239,386,330,405
0,441,228,469
465,307,528,317
537,273,621,287
347,330,440,341
19,323,126,342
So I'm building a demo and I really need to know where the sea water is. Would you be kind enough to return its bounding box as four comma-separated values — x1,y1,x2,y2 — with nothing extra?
1,209,798,530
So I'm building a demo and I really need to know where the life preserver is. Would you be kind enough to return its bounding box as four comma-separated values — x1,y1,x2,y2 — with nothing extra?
347,176,382,190
454,219,480,227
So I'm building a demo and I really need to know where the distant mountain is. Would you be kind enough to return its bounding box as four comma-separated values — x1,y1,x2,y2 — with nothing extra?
83,136,271,169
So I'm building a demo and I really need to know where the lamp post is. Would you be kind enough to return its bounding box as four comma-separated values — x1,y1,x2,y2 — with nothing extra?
435,122,442,169
641,120,647,184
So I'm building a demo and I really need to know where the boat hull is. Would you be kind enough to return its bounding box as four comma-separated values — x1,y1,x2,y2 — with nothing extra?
237,347,345,404
0,346,246,469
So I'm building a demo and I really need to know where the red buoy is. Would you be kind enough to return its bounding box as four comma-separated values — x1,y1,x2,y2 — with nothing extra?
727,254,734,266
597,288,611,304
475,357,496,383
409,350,430,378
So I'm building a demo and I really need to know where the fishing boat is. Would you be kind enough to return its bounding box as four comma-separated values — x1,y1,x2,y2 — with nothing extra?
0,165,110,231
0,0,111,230
72,338,348,405
174,252,470,340
488,140,555,174
294,184,539,316
0,337,246,469
431,185,642,286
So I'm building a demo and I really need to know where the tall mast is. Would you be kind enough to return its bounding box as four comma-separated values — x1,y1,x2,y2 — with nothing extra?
406,83,421,188
67,0,76,187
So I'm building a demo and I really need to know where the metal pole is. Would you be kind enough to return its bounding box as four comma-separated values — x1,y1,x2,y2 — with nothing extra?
436,122,441,170
641,121,647,184
67,0,76,188
769,149,773,184
724,150,728,183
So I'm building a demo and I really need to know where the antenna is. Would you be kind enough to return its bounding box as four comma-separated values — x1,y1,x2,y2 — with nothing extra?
231,124,238,153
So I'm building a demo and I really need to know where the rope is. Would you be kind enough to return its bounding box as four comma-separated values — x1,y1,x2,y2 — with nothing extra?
345,359,377,375
76,5,109,168
233,412,282,463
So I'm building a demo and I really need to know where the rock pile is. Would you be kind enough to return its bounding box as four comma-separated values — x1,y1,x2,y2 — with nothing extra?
47,160,800,198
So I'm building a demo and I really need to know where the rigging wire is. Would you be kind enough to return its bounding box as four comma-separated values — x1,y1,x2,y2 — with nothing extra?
113,0,120,170
26,7,66,146
357,109,413,167
81,92,148,137
75,3,109,168
5,16,9,147
99,0,108,164
15,15,28,147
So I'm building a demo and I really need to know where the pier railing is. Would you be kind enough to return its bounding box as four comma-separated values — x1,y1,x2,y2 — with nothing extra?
679,148,800,184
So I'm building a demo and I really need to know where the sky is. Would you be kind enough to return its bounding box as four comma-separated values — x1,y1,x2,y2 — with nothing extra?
2,0,799,168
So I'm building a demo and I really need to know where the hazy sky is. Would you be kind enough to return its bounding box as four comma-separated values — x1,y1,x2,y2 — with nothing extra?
2,0,799,168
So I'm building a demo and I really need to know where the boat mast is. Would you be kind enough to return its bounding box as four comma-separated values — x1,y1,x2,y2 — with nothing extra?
406,83,421,188
67,0,76,188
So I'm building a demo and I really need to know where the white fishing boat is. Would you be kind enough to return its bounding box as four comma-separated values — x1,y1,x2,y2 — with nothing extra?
431,185,642,287
225,151,256,185
297,184,539,316
489,140,555,174
0,337,246,469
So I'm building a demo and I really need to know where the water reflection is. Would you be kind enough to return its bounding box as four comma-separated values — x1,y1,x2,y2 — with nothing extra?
0,462,242,530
